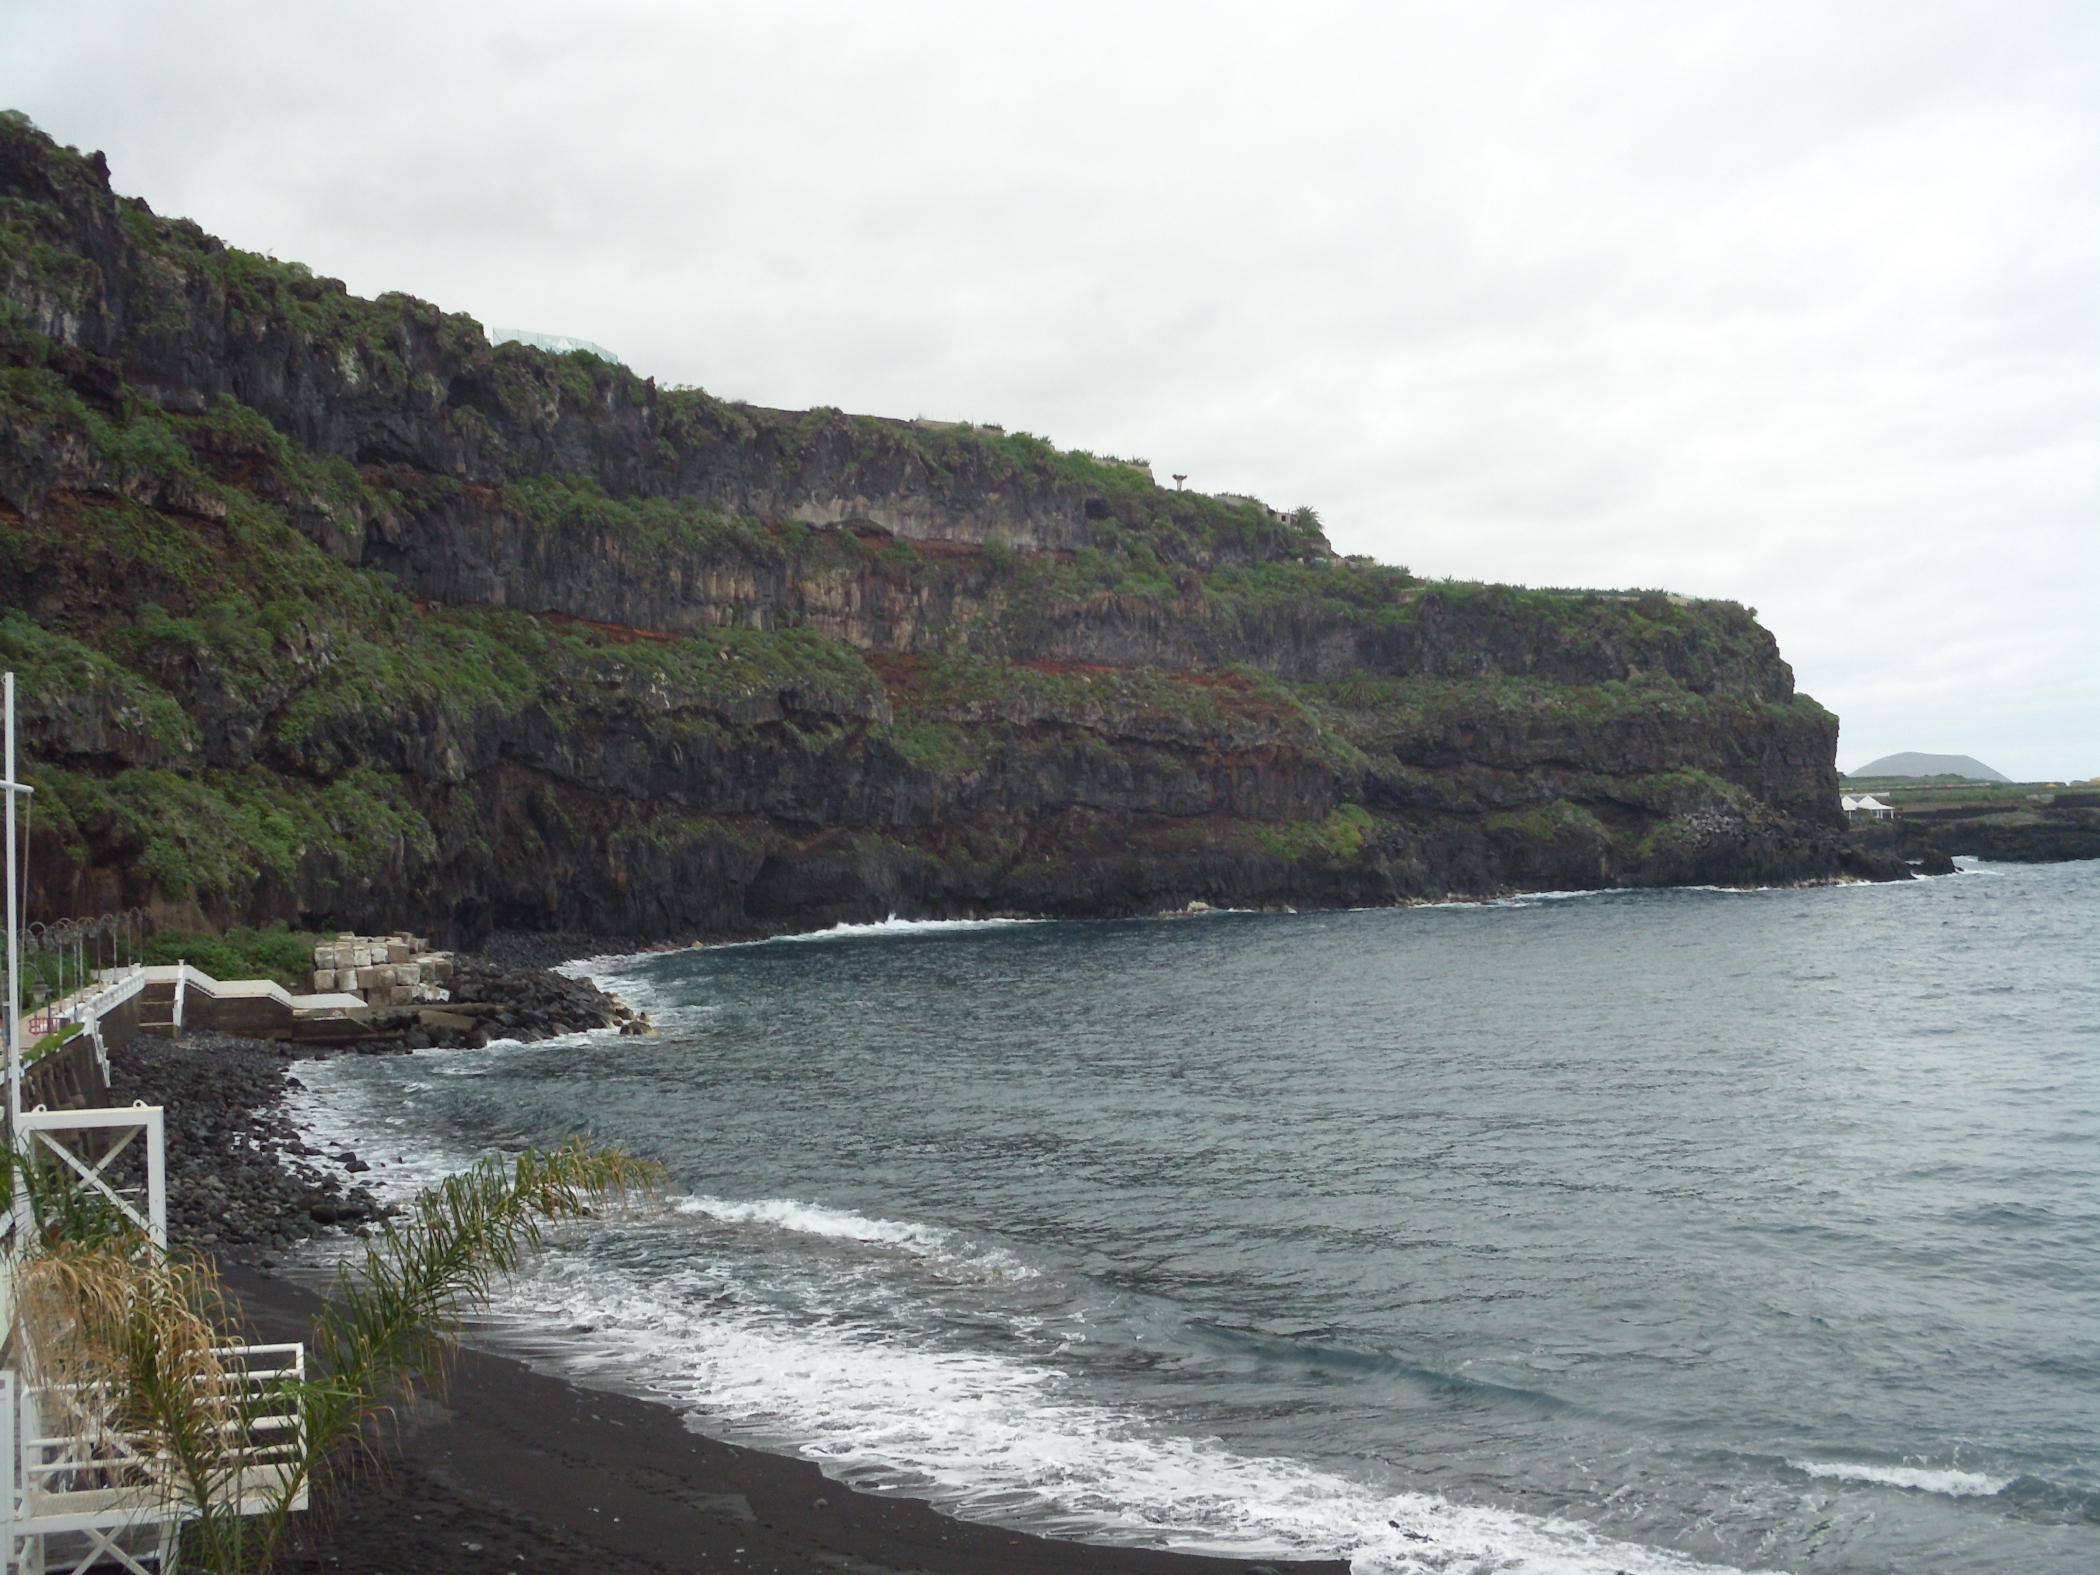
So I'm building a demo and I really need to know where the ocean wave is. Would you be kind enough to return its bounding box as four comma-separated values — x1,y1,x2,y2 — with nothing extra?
757,913,1049,944
281,1055,480,1203
553,947,669,979
287,1060,1747,1575
494,1253,1744,1575
680,1193,944,1245
676,1194,1039,1280
1790,1459,2012,1497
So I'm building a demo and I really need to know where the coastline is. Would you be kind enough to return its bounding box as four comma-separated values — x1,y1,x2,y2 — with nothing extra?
101,875,2100,1574
219,1265,1348,1575
500,863,1956,977
111,1004,1351,1575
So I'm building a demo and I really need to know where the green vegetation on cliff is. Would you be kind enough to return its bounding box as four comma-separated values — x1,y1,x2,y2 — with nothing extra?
0,111,1848,935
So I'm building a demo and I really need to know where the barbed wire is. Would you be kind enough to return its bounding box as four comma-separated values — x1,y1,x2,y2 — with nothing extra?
17,907,153,1016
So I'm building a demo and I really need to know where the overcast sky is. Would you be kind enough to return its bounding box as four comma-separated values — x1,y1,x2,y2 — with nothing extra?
7,1,2094,778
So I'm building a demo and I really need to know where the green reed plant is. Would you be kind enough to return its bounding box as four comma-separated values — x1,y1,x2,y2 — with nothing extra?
11,1136,663,1573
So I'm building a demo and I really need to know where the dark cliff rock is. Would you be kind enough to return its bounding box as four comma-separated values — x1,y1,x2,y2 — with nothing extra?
0,113,1874,942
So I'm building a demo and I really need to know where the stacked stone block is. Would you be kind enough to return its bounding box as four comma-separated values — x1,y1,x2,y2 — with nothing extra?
309,933,454,1005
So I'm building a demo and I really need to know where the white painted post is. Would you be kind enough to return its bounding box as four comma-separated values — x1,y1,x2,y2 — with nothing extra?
143,1104,166,1250
0,1370,13,1575
14,1378,36,1575
172,962,185,1035
6,670,19,1134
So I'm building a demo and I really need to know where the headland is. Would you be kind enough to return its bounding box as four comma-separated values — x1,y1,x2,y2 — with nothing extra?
0,111,1900,955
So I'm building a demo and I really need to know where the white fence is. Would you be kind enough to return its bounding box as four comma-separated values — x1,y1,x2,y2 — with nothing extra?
19,969,146,1089
1,1344,308,1574
12,1106,167,1252
0,674,309,1573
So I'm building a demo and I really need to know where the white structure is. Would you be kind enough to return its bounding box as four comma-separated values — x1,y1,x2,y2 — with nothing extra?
4,1344,307,1575
1,672,307,1572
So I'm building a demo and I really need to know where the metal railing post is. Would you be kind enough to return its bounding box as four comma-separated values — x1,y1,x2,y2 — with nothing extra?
1,1371,14,1575
7,670,21,1134
144,1105,166,1250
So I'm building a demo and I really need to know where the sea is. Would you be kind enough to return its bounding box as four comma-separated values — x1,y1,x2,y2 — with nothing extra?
286,858,2099,1574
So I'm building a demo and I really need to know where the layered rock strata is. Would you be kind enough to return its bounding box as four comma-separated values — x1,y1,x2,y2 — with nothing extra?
0,115,1867,941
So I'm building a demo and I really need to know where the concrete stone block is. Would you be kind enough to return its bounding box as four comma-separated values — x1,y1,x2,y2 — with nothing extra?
311,969,336,993
386,942,410,964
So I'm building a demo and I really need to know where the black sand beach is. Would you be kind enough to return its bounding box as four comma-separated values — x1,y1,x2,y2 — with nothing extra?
222,1264,1345,1575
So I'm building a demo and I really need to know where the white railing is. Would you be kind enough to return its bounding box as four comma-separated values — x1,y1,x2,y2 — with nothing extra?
12,1106,166,1253
20,969,146,1087
0,676,309,1573
1,1345,308,1574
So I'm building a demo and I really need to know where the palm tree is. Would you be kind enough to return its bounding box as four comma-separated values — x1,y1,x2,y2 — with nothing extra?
13,1137,663,1573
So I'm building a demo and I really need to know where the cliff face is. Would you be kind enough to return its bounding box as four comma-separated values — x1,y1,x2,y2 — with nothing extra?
0,115,1860,944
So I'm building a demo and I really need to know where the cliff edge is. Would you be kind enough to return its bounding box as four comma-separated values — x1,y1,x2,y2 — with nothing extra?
0,114,1861,941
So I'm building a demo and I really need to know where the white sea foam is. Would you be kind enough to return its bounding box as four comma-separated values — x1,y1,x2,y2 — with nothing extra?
1790,1460,2011,1497
1482,884,1779,909
677,1194,1039,1280
554,948,666,979
680,1193,945,1246
281,1052,484,1203
496,1249,1746,1575
560,919,1052,1009
761,913,1048,944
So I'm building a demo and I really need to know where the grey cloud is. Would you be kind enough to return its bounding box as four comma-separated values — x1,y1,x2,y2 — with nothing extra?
4,0,2093,777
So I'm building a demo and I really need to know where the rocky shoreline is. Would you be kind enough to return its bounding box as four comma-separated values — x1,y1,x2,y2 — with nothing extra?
108,1030,387,1252
106,952,647,1256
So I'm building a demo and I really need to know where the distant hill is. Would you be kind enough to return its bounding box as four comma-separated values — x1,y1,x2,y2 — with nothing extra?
1847,752,2009,782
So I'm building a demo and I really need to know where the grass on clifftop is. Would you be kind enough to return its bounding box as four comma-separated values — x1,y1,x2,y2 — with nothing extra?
6,108,1332,575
